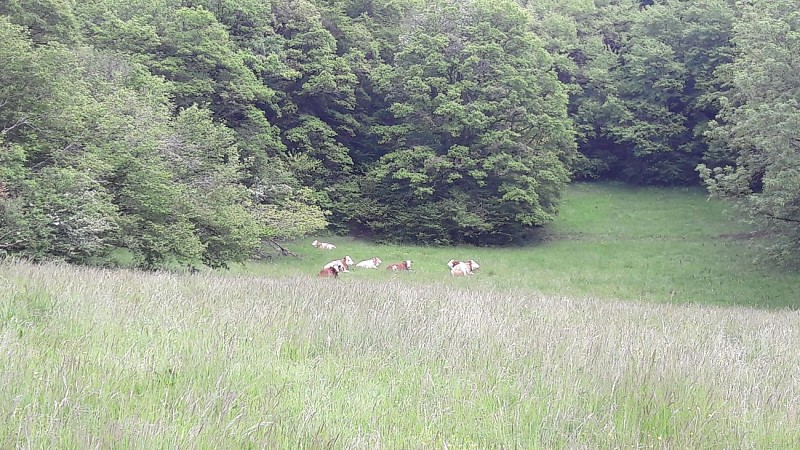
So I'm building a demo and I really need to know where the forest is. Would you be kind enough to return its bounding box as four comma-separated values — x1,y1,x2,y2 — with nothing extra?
1,0,798,270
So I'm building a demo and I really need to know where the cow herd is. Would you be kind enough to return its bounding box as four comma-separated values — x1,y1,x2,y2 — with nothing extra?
312,240,480,278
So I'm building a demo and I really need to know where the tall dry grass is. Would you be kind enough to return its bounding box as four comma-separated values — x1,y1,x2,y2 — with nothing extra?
1,261,799,448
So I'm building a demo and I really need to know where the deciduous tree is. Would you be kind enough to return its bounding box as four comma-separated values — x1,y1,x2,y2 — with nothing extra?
698,0,800,266
364,0,575,244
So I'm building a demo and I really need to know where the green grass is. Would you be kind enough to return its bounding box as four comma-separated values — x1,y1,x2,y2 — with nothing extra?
2,182,799,447
235,182,800,309
1,262,799,448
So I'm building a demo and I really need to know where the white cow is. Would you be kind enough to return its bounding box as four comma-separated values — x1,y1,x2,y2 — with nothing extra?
312,239,336,250
324,255,355,272
356,257,382,269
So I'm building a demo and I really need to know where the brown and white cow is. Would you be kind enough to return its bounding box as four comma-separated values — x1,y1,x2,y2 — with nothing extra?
356,257,382,269
318,265,340,278
324,255,355,273
312,239,336,250
386,260,412,271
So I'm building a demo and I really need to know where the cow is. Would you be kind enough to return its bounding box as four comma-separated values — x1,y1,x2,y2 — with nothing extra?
312,239,336,250
450,262,474,276
447,259,480,276
318,265,340,278
386,260,412,271
355,257,382,269
324,255,355,273
447,259,480,271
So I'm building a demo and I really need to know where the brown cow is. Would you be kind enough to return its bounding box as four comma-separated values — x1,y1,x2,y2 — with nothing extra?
318,265,340,278
386,260,413,271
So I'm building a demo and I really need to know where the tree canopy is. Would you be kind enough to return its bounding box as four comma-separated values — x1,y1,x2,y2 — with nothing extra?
359,0,574,244
698,0,800,267
2,0,799,267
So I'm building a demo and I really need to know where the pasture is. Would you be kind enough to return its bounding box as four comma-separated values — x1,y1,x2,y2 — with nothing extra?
238,183,800,310
2,182,799,447
1,262,799,448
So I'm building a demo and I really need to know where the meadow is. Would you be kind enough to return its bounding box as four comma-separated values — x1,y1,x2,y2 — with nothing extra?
2,262,799,448
239,183,800,310
2,182,799,448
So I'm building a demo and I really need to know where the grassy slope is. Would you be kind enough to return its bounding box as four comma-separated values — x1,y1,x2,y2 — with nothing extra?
1,263,799,448
238,183,800,309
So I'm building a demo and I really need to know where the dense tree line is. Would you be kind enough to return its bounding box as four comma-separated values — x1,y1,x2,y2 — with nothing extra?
1,0,798,268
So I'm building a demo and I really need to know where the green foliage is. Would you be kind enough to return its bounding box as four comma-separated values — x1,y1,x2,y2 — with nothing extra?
26,166,121,262
264,0,360,215
604,0,734,184
114,155,205,269
0,17,325,269
0,0,80,45
699,0,800,267
3,0,799,267
259,187,329,240
168,106,264,268
0,17,120,263
531,0,735,184
364,0,575,244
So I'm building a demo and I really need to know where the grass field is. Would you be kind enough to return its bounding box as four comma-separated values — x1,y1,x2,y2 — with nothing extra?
2,182,799,448
2,262,799,448
236,183,800,310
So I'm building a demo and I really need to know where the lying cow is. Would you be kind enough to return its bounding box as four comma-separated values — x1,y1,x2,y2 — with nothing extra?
356,257,382,269
386,260,412,271
447,259,480,270
312,239,336,250
447,259,480,276
318,265,340,278
450,262,474,276
324,255,355,273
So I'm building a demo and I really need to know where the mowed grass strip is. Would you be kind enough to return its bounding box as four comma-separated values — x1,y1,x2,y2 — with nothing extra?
1,261,799,448
237,182,800,309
